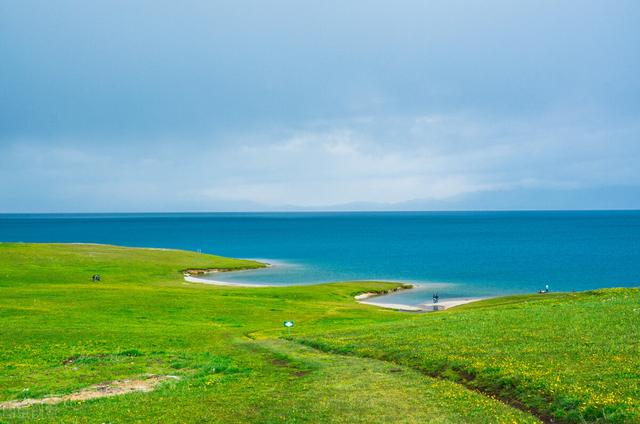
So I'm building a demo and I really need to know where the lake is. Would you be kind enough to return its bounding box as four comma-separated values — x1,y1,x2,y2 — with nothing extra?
2,211,639,305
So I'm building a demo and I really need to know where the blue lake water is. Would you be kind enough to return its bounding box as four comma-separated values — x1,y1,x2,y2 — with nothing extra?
1,211,639,305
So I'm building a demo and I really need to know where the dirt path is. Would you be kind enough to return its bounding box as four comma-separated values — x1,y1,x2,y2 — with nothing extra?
0,375,179,410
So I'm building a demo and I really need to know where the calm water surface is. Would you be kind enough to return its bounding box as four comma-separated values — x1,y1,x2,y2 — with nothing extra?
1,211,639,305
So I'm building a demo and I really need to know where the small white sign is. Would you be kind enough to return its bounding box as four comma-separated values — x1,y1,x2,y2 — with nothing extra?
284,321,294,328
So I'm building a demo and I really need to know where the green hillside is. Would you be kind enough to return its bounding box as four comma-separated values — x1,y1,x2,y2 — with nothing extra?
1,243,637,423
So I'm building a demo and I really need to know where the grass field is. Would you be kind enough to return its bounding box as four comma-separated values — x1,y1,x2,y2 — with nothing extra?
297,291,640,423
0,243,637,423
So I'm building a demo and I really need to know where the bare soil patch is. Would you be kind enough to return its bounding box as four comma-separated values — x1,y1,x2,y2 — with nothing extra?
0,375,179,410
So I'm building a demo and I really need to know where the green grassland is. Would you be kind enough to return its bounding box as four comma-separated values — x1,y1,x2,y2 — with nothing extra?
297,290,640,423
0,243,637,423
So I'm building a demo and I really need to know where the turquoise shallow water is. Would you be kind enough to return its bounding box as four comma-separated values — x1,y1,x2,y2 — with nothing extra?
1,211,639,305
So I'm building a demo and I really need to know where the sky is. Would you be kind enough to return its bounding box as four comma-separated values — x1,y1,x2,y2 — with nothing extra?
1,0,639,212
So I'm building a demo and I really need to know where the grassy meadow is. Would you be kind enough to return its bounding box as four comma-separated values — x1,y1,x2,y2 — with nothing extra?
0,243,638,423
297,290,640,423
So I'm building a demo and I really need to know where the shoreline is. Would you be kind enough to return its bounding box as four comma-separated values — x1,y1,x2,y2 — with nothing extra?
182,260,273,287
183,274,274,287
355,288,486,312
184,267,486,310
357,297,486,312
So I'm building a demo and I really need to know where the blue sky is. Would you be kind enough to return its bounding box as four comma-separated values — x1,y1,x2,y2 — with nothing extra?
1,0,639,211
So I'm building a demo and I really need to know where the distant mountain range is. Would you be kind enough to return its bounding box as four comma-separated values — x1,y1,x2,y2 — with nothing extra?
5,186,639,214
261,186,640,212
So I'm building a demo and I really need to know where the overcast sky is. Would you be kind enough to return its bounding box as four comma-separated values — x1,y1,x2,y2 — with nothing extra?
1,0,639,212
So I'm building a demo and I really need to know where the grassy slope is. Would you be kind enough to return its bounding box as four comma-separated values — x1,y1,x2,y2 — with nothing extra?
297,289,640,423
0,243,536,423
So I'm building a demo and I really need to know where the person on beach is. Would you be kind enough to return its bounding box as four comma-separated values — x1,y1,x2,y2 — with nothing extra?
538,284,550,294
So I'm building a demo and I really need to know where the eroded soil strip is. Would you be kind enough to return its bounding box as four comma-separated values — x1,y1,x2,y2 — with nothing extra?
0,375,178,410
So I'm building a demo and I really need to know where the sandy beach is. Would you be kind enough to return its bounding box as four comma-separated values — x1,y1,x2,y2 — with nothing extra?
355,290,485,312
183,274,273,287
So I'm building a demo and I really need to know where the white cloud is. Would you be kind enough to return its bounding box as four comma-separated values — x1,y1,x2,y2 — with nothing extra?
185,112,639,206
2,111,639,211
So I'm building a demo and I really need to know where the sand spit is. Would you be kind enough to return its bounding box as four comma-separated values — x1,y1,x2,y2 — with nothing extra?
183,274,273,287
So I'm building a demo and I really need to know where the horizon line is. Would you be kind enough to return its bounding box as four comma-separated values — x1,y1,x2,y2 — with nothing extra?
2,208,640,215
